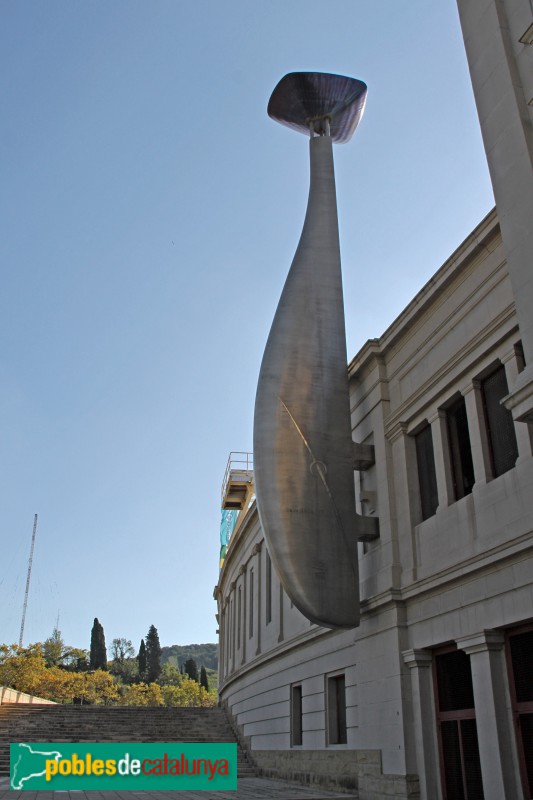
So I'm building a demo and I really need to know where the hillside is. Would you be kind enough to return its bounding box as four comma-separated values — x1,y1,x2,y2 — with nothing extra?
161,643,218,671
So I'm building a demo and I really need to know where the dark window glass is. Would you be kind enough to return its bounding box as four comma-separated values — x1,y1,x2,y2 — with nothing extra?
249,570,254,638
519,713,533,795
230,599,235,663
436,650,475,712
237,587,241,648
440,721,465,800
507,627,533,798
327,674,347,745
461,719,484,800
481,366,518,477
434,650,484,799
509,630,533,703
515,341,526,374
440,720,484,800
266,552,272,624
415,424,439,520
447,397,475,499
291,685,303,746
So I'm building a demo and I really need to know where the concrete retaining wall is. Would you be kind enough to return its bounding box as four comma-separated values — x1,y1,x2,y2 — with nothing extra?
0,686,56,705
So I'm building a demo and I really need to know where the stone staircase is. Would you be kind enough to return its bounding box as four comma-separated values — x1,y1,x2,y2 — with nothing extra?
0,705,255,777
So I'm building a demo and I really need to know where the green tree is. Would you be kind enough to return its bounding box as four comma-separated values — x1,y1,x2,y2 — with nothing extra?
184,657,199,683
158,663,183,687
137,639,147,680
43,629,88,672
43,628,65,667
108,639,137,684
67,649,89,672
200,665,209,691
110,638,134,663
89,618,107,671
145,626,162,683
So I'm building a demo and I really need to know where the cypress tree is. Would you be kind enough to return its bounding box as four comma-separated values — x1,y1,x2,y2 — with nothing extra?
200,666,209,691
89,618,107,670
137,639,147,680
145,625,162,683
184,657,199,683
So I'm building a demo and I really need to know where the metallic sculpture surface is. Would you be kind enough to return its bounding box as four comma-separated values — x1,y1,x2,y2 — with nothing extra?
267,72,367,143
254,73,367,629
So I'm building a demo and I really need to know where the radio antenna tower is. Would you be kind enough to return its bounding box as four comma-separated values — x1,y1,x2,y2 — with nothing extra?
19,513,38,648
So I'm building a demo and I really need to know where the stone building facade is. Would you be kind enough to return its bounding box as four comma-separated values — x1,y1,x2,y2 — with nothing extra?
215,2,533,798
215,208,533,799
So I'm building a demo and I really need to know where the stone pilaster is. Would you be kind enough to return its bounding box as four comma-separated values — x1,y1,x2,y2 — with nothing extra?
428,411,455,509
501,348,532,461
461,381,493,485
457,630,521,800
403,649,441,800
387,422,419,580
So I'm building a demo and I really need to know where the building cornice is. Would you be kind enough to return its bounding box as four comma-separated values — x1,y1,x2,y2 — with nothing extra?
348,208,500,379
384,306,518,433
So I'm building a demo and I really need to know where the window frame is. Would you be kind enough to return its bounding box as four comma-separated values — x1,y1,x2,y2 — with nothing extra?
414,422,439,520
480,364,518,478
249,568,254,639
446,395,475,500
265,551,272,625
290,683,303,747
326,672,347,746
432,645,484,800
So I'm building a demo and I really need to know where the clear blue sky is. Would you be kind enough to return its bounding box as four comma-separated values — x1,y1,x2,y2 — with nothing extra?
0,1,493,652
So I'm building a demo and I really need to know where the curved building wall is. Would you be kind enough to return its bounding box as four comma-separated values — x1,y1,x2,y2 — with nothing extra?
216,210,533,800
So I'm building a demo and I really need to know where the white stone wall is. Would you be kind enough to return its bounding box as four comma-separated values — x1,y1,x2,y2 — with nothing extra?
0,686,56,704
216,212,533,799
457,0,533,426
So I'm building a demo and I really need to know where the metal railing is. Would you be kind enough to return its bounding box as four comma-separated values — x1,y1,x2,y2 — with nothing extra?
221,451,253,506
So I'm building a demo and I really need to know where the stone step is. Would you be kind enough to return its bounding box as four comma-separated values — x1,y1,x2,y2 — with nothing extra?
0,705,255,777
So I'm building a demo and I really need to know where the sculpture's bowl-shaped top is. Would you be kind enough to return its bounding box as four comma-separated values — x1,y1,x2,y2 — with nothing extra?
267,72,367,144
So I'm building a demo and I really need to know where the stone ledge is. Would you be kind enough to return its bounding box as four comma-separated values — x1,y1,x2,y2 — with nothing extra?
251,749,420,799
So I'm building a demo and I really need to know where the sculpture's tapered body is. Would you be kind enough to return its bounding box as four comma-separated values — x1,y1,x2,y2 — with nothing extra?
254,133,359,629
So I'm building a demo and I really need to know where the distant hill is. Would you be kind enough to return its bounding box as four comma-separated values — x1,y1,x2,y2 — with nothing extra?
161,643,218,671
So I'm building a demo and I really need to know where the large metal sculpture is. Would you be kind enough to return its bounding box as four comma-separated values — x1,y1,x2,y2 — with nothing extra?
254,72,368,629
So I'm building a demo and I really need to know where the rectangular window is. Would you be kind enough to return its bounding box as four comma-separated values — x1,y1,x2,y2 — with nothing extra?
446,396,475,500
327,674,347,745
481,365,518,477
237,587,241,649
230,598,235,664
266,552,272,624
515,341,526,374
433,648,483,800
415,423,439,520
249,570,254,638
223,608,229,677
291,684,303,746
